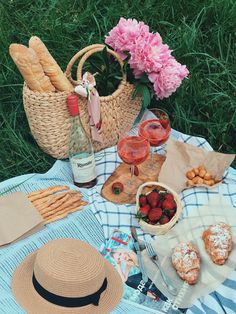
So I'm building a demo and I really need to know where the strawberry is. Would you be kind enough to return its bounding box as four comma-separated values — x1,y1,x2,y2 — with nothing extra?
163,208,176,218
162,199,176,210
112,182,124,194
164,193,174,202
148,221,157,225
160,118,169,129
168,208,176,217
139,204,151,216
147,191,160,208
157,200,163,209
139,194,147,207
159,215,170,225
148,208,162,222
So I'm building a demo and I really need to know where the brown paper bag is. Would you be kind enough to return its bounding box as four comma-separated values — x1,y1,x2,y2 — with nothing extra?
0,192,44,246
158,139,235,193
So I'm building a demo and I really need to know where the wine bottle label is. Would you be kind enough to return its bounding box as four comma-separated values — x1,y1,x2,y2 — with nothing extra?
70,155,96,183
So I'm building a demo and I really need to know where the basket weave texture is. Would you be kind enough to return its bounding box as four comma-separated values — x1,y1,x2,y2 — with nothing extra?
23,44,142,159
136,182,183,235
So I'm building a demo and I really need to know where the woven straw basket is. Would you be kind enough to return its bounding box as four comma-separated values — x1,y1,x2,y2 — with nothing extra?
136,181,183,235
23,44,142,159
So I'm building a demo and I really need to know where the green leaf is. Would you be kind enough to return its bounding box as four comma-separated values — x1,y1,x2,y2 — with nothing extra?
140,85,151,108
132,83,151,109
139,73,150,84
132,83,142,100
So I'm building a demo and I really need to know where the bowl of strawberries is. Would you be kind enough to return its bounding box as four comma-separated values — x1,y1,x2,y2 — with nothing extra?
135,181,182,235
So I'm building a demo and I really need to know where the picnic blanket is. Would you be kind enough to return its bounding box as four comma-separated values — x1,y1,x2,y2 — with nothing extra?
0,122,236,314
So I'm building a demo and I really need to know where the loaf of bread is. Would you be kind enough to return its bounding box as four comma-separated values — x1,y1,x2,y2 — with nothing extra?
9,44,56,92
29,36,73,92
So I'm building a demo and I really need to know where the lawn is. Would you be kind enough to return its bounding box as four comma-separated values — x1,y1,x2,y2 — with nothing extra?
0,0,235,182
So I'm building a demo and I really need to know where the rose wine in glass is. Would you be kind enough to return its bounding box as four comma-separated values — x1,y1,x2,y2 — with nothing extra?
139,109,171,174
117,136,150,195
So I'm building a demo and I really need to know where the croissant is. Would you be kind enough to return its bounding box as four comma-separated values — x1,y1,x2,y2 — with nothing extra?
172,242,200,285
202,222,233,265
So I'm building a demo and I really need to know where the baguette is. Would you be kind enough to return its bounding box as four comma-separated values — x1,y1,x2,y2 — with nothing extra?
29,36,73,92
9,44,55,92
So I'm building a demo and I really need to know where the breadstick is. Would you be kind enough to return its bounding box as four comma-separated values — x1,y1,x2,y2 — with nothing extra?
43,198,85,219
46,202,86,219
38,193,73,214
28,186,69,202
32,191,73,208
28,185,69,197
39,191,77,210
40,194,71,217
31,194,53,206
45,213,68,224
45,203,87,224
41,194,82,218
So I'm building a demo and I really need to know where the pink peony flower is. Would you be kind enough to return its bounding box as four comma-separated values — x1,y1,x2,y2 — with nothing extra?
148,58,189,99
129,32,172,74
105,17,149,58
105,18,189,99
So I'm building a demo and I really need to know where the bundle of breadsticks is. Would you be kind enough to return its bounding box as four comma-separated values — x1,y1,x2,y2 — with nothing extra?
27,185,88,224
9,36,74,93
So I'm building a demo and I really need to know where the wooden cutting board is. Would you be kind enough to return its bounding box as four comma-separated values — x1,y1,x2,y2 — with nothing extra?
101,154,166,204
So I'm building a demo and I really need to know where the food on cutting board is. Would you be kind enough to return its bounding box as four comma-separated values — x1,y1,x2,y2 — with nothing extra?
29,36,73,92
202,222,233,265
172,242,200,285
136,188,177,225
186,165,217,187
9,44,55,92
28,185,87,224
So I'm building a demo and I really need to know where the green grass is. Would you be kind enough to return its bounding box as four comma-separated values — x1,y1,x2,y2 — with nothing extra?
0,0,235,181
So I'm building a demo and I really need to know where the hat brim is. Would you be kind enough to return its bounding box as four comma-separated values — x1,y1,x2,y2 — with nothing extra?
12,251,123,314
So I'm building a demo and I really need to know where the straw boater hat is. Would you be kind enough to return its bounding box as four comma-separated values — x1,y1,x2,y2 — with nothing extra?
12,238,123,314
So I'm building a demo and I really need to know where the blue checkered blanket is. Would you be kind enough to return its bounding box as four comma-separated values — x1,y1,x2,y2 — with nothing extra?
0,122,235,314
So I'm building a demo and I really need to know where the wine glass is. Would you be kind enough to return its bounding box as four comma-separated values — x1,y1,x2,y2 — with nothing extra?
138,108,171,175
117,136,150,195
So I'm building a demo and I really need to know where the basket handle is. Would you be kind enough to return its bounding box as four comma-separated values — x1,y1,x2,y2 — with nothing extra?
65,44,126,85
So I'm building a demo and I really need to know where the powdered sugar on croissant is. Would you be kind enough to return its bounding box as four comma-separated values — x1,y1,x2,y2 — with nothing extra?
172,242,200,285
202,222,233,265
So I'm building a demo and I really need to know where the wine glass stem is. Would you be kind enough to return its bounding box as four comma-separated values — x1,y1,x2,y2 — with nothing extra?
150,146,155,161
130,165,134,178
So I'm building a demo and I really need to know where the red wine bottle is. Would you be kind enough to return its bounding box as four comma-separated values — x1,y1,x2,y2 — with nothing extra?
67,94,97,188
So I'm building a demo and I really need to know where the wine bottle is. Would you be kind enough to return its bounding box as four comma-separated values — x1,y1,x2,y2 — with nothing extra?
67,94,97,188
